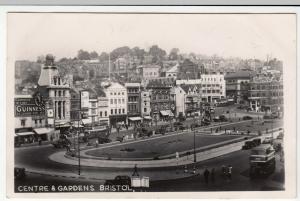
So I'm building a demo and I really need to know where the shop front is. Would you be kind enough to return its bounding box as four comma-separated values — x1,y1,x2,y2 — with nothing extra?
109,114,127,128
33,127,55,141
128,116,143,127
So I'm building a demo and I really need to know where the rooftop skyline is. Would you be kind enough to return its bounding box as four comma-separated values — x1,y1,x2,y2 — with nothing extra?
8,13,295,63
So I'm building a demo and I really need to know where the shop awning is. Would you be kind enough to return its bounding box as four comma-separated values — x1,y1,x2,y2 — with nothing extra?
15,131,35,136
143,116,152,120
166,110,174,117
81,119,92,125
129,117,143,121
34,128,54,135
56,122,71,128
160,111,169,116
72,121,84,128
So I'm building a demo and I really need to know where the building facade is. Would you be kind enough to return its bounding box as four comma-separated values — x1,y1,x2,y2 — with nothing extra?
137,65,160,80
248,76,283,113
103,82,128,127
37,54,71,132
170,86,186,117
225,70,255,104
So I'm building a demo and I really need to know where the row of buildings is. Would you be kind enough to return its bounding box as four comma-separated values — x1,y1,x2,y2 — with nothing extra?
14,54,283,142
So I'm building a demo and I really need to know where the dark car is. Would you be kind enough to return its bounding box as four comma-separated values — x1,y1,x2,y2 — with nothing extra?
104,175,131,186
242,141,256,150
116,136,124,142
252,138,261,146
98,137,112,144
14,167,26,180
51,138,71,148
243,116,253,120
201,119,211,126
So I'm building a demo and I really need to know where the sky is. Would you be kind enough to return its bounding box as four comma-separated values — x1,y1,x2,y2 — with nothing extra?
7,13,296,63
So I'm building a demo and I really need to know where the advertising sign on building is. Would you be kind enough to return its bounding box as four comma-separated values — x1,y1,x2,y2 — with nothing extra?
14,93,46,117
80,91,89,109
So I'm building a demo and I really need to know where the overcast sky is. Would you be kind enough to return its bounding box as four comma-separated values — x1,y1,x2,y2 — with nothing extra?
7,13,296,62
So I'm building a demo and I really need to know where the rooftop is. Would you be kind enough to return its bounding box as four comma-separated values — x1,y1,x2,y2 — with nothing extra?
225,70,256,79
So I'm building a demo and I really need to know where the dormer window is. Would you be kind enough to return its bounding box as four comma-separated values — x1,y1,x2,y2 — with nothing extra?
53,77,57,85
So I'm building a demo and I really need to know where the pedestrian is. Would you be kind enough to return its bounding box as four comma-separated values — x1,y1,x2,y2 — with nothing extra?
132,164,139,176
184,165,188,173
221,165,226,177
204,168,210,184
211,168,215,183
38,137,42,146
228,165,232,180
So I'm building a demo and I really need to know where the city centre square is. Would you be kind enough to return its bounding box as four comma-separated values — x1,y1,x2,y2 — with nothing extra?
7,11,296,197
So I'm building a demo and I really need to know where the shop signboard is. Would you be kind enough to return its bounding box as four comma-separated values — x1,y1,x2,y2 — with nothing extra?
14,93,46,117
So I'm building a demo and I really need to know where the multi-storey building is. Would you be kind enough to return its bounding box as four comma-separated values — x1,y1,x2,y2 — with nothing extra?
180,85,201,117
125,83,142,126
140,90,151,120
248,76,283,113
225,70,256,104
147,83,174,122
137,64,160,80
103,82,128,127
37,54,71,133
176,72,226,103
170,86,186,117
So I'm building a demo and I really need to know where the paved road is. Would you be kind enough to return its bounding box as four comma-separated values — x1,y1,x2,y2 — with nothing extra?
15,147,284,192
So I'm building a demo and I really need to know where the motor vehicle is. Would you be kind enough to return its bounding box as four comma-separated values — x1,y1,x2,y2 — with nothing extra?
252,138,261,146
214,115,228,122
201,119,211,126
14,167,26,180
249,144,276,177
97,137,112,144
243,116,253,120
51,138,71,148
104,175,131,186
242,141,256,150
262,136,273,144
277,132,284,139
116,136,124,142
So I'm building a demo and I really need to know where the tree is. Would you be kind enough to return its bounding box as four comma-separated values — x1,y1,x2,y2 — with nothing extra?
99,52,109,61
169,48,179,60
89,51,99,59
132,46,146,61
148,45,166,63
37,55,45,64
110,46,132,60
77,49,90,60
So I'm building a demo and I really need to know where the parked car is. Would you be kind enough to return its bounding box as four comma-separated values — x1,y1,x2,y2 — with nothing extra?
243,116,253,120
14,167,26,180
116,136,124,142
97,137,112,144
51,138,71,148
262,136,273,144
242,141,256,150
213,115,227,122
252,138,261,146
104,175,131,186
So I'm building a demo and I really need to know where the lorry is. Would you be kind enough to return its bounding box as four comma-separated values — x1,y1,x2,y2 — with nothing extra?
249,144,276,178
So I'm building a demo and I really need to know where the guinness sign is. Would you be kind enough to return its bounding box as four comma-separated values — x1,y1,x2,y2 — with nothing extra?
14,93,46,117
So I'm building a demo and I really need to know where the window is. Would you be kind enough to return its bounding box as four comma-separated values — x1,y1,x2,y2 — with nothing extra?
54,90,57,97
63,90,65,97
21,119,26,127
92,109,96,115
122,99,125,104
115,109,117,114
118,92,120,95
34,120,38,125
114,99,117,104
111,109,113,114
58,91,61,97
39,119,42,124
119,109,121,114
100,111,102,117
110,92,113,95
114,92,116,95
118,99,121,104
122,109,125,113
105,111,107,116
110,99,113,104
122,92,124,95
144,108,147,112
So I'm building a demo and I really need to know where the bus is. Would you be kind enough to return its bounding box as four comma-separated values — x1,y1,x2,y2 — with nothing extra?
249,144,276,178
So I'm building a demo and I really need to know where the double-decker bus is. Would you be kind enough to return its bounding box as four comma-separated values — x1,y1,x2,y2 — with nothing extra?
249,144,276,177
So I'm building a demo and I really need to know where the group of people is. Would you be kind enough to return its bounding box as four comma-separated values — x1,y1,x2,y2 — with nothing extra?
203,165,233,184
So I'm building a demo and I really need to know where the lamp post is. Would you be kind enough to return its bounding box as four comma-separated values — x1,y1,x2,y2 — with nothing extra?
193,116,196,163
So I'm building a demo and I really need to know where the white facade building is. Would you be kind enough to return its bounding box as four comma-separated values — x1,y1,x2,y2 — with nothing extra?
176,73,226,103
171,86,186,117
103,82,128,126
